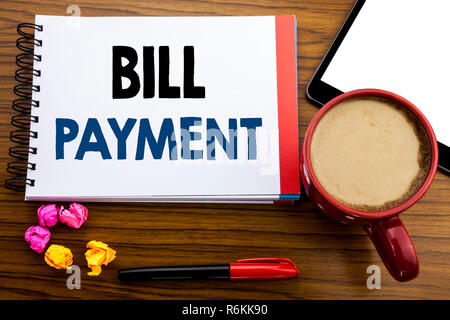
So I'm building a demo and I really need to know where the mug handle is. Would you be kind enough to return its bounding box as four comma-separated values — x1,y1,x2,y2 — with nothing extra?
364,216,419,282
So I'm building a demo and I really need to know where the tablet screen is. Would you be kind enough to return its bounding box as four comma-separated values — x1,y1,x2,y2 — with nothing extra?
321,0,450,147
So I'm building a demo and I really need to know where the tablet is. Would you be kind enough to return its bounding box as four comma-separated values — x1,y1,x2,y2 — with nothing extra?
307,0,450,173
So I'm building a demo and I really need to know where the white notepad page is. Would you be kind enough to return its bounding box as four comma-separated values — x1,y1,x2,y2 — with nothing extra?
27,16,283,201
322,0,450,147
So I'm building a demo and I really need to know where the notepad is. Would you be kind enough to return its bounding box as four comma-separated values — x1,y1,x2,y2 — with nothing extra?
10,15,299,202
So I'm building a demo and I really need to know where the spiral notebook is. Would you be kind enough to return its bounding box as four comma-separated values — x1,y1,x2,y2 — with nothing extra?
6,15,300,203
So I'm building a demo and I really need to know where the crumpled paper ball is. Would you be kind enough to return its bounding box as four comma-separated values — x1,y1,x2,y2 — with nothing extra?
24,226,51,253
45,244,73,269
85,240,116,276
37,204,59,227
59,203,88,229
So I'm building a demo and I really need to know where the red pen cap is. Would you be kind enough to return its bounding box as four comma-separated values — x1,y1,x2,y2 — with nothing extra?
229,258,299,280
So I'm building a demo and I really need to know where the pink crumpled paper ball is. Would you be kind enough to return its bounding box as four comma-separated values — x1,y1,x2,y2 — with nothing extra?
59,203,88,229
37,204,59,227
24,226,51,253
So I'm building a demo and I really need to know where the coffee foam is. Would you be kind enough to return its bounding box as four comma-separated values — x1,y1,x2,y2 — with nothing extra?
310,97,431,212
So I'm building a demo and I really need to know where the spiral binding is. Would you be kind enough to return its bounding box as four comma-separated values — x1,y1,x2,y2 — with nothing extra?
5,23,43,192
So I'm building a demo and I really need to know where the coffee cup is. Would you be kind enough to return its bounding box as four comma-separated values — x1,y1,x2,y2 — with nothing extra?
300,89,438,282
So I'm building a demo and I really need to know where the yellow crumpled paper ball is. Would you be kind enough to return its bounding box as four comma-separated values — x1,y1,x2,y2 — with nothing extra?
45,244,73,269
85,240,116,276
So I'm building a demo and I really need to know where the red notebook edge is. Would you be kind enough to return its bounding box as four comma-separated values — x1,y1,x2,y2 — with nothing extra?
275,15,300,201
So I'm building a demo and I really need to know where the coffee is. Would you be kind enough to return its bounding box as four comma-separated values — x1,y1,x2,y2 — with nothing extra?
310,97,431,211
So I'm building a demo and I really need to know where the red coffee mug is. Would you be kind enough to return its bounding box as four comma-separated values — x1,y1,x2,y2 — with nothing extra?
300,89,438,282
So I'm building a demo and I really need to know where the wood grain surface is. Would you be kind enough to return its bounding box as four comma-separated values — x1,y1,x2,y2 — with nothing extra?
0,0,449,300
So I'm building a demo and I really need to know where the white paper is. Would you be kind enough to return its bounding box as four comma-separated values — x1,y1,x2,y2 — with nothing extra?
27,16,284,200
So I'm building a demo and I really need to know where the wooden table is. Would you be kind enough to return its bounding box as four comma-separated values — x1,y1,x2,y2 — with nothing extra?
0,0,449,300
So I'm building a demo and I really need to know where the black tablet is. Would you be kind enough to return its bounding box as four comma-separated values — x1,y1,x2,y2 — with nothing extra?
307,0,450,173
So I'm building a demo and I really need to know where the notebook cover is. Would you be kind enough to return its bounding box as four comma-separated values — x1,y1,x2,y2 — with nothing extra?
14,15,300,201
